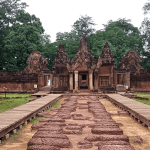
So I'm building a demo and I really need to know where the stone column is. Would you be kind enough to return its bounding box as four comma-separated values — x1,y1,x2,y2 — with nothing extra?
110,65,114,86
46,75,49,86
94,71,98,90
69,71,73,91
89,70,93,90
74,71,78,90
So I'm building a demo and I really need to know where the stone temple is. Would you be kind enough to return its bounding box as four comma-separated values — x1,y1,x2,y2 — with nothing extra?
0,34,150,93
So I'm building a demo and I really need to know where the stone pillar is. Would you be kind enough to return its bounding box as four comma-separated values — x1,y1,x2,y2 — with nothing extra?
69,71,73,91
38,72,44,89
74,71,78,90
94,71,98,90
46,75,49,86
89,70,93,90
110,65,114,86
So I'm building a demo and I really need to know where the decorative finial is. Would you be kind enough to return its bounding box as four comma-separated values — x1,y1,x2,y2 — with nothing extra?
104,42,109,48
82,34,86,38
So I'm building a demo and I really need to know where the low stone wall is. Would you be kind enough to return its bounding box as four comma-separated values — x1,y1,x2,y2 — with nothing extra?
130,75,150,91
0,82,39,94
0,71,39,93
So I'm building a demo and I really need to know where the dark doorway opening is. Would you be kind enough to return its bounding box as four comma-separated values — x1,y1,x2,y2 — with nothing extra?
117,74,121,84
82,75,86,80
80,86,88,89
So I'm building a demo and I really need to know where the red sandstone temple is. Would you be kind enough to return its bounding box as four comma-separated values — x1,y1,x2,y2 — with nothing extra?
0,34,150,93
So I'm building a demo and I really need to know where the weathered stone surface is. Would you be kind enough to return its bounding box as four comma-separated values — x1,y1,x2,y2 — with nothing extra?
44,122,66,126
39,118,52,122
98,145,135,150
78,141,92,145
88,124,119,128
95,140,130,147
65,126,83,130
31,123,44,130
32,132,69,139
91,128,123,135
27,145,60,150
63,130,82,134
130,136,143,144
84,135,100,142
24,50,49,74
119,49,143,75
53,42,71,74
38,126,63,133
28,138,72,148
98,135,129,142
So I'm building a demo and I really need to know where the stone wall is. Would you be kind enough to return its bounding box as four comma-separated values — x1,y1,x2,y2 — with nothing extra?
0,71,38,93
99,65,111,74
130,75,150,91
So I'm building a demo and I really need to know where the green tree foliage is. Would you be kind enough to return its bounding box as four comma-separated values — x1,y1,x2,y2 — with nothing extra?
3,9,45,71
139,0,150,70
94,18,146,68
71,14,97,39
0,0,29,70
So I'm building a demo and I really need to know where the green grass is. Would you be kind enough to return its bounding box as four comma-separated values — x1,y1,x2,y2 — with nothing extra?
133,93,150,106
0,93,35,113
47,101,61,110
28,117,43,124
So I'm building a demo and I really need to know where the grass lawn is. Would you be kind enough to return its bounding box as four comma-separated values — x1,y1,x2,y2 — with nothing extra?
0,93,35,113
133,93,150,106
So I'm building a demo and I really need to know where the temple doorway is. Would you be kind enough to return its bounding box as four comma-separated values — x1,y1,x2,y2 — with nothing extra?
79,71,89,89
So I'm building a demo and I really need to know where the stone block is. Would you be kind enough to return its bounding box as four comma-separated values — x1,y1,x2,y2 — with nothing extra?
12,129,17,134
4,134,9,140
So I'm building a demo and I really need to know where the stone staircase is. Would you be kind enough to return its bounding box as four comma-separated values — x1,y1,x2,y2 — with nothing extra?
116,84,126,92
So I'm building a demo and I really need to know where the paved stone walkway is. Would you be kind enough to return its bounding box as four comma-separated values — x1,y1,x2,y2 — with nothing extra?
27,96,135,150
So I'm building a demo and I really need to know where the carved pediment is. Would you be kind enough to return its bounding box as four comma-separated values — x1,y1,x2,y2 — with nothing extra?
71,34,96,70
24,50,49,74
100,42,114,64
119,49,144,74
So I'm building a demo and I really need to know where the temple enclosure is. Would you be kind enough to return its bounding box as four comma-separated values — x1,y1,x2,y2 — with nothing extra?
0,34,150,94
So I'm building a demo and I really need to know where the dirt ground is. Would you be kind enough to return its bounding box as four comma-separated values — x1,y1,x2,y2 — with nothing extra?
0,96,150,150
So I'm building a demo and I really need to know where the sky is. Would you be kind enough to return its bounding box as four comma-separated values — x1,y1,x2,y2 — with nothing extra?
19,0,150,44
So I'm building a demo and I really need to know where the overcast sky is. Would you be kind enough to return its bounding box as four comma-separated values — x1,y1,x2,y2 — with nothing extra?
20,0,149,43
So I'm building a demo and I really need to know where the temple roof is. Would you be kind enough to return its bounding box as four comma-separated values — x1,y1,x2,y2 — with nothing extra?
70,34,96,70
53,42,70,68
99,42,115,64
119,49,144,70
24,50,49,74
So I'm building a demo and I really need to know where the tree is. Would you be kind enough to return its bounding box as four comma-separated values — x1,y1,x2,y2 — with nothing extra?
0,0,29,70
3,9,46,71
88,18,146,68
142,0,150,15
71,14,97,39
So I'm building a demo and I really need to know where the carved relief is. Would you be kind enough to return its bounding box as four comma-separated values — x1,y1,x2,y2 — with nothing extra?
24,50,48,74
99,42,115,65
119,49,144,75
53,42,70,74
70,34,95,71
